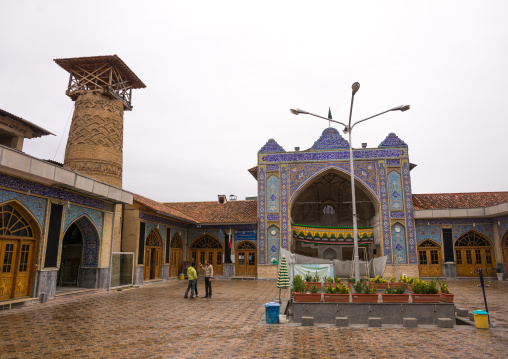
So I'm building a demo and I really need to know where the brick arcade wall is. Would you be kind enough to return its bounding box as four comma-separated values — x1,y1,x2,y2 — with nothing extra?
257,264,278,279
382,264,419,279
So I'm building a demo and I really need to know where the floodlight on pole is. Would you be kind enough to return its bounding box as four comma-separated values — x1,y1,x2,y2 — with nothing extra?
290,84,410,283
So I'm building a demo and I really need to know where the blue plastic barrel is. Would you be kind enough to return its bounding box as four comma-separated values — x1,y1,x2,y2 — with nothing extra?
265,302,281,324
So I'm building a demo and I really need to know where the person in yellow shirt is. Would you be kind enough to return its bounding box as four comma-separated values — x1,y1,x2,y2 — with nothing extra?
184,263,197,299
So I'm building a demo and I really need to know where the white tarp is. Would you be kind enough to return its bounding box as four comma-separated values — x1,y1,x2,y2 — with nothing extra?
291,263,334,283
280,247,387,279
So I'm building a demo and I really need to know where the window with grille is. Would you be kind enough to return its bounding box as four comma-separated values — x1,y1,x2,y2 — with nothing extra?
456,250,462,264
486,249,493,264
430,250,439,264
18,244,30,272
191,235,222,249
2,243,14,272
419,251,427,265
237,241,256,250
1,205,34,237
455,231,491,247
145,229,161,247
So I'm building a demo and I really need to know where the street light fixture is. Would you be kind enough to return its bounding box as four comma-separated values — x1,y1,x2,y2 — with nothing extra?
290,83,410,283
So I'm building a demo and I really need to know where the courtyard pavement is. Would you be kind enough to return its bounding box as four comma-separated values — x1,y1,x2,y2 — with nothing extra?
1,278,507,358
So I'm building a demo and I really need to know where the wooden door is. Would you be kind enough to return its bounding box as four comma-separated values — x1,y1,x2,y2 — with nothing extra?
169,248,182,277
169,233,182,277
143,249,150,280
235,241,257,277
417,240,442,277
455,231,495,277
151,248,161,280
504,236,508,275
0,240,18,300
14,241,34,297
190,235,223,276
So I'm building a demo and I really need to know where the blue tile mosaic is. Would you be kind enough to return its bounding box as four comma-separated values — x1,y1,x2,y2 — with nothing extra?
386,159,401,167
388,170,403,210
0,173,104,210
281,165,288,250
75,216,100,268
266,175,279,213
402,162,417,264
260,148,406,163
391,223,407,263
390,211,405,219
378,133,407,147
416,225,442,246
234,229,257,241
63,205,103,237
0,189,47,228
258,166,266,265
311,128,349,150
267,214,279,221
289,161,378,200
139,211,192,229
266,164,279,171
499,221,508,241
452,224,494,242
379,162,392,264
267,224,280,263
188,230,223,246
259,139,286,153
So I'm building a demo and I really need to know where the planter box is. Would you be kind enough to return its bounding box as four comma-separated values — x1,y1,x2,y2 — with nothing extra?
412,294,441,303
323,294,350,303
381,294,410,303
305,282,322,289
388,282,411,290
351,294,379,303
370,283,388,290
440,293,454,303
293,293,322,302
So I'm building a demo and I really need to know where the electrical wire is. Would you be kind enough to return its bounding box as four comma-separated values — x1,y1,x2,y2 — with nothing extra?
52,104,74,161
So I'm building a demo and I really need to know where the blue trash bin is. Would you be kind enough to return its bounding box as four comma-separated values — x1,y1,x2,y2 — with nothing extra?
265,302,281,324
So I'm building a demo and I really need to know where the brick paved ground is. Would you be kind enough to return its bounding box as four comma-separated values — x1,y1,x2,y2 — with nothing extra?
1,279,507,358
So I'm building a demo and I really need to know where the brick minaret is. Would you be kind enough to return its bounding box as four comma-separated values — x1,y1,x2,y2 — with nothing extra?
54,55,145,188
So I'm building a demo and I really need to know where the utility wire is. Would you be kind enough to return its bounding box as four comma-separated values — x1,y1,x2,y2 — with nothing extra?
53,104,73,161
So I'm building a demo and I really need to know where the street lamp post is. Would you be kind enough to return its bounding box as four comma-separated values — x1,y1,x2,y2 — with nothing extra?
290,83,409,283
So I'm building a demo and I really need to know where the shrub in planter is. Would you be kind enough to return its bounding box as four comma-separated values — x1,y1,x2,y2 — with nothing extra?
411,279,440,303
291,275,305,293
370,275,388,290
439,282,454,303
381,283,409,303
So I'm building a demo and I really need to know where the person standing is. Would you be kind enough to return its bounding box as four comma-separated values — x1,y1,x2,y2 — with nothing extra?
200,260,213,298
194,262,199,297
184,262,197,299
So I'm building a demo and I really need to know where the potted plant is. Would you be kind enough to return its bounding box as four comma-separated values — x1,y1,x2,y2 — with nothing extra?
381,283,409,303
346,276,356,288
351,282,379,303
369,275,388,290
323,282,350,302
323,276,334,290
292,276,321,302
439,282,454,303
411,279,440,303
304,272,322,289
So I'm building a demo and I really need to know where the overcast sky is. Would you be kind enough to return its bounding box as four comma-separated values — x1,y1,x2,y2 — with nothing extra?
1,1,507,202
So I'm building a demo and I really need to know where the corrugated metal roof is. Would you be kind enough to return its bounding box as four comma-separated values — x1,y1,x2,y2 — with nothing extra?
54,55,146,89
0,108,54,137
413,192,508,210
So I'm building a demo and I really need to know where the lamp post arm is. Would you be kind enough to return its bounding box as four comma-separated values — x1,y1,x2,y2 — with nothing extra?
350,106,408,131
299,111,348,129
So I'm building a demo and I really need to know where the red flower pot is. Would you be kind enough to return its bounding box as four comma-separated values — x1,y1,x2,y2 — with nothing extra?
351,294,379,303
370,283,388,290
305,282,322,289
440,293,454,303
323,294,350,303
293,293,322,302
381,294,410,303
411,294,441,303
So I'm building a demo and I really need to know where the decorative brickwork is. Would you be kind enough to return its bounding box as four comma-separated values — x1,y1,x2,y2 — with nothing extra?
64,92,124,188
257,264,278,279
